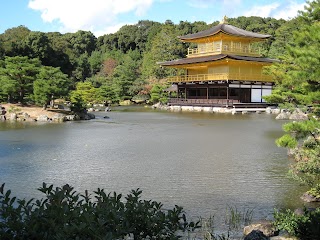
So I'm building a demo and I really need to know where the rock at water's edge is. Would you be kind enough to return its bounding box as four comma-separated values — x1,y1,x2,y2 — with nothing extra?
301,192,320,203
8,113,17,121
244,230,269,240
52,113,66,122
289,109,308,120
37,115,49,122
276,111,290,120
244,220,278,237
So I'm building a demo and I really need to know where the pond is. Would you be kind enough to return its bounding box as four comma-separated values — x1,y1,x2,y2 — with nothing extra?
0,108,307,230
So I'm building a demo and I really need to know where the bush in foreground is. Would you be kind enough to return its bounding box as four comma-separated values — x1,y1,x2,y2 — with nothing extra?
273,207,320,240
0,183,200,239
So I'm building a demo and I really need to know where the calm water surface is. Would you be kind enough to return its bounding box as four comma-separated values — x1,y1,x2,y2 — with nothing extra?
0,108,306,227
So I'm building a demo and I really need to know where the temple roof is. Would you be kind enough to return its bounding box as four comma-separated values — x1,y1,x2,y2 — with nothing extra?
179,23,271,41
158,54,277,67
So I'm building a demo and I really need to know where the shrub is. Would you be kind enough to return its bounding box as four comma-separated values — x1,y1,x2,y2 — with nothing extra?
273,208,320,240
0,183,200,240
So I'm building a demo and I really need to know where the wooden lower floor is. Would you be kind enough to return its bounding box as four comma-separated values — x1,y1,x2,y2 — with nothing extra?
167,81,274,107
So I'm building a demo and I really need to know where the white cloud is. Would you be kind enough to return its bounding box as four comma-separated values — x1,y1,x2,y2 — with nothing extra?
272,1,306,19
188,0,242,9
244,1,306,20
244,2,280,18
28,0,153,35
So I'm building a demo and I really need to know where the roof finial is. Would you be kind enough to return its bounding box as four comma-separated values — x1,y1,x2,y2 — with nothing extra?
220,15,228,24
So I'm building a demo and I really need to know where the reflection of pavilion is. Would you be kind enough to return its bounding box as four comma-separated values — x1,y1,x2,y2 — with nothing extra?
159,18,277,107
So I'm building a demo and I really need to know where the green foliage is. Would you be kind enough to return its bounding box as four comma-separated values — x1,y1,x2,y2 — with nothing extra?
266,1,320,108
23,31,54,66
70,81,99,105
273,208,320,239
0,183,200,239
269,1,320,197
71,52,91,82
69,91,87,114
0,56,41,103
98,82,118,103
276,134,298,148
112,51,141,100
64,30,97,57
307,184,320,199
150,84,169,104
276,117,320,190
33,66,70,106
0,26,30,57
88,50,102,75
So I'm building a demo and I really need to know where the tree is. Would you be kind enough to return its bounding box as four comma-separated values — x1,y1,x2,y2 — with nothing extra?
101,58,117,77
265,1,320,108
112,51,141,100
64,30,97,57
23,31,54,66
33,66,70,108
88,50,102,75
150,84,169,104
0,38,4,59
71,53,91,82
267,0,320,197
0,56,41,103
98,81,118,103
70,81,99,105
141,25,185,80
46,32,73,75
276,119,320,192
0,26,30,57
268,18,301,58
117,24,139,52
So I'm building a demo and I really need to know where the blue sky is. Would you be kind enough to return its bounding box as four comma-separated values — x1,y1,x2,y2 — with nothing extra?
0,0,307,36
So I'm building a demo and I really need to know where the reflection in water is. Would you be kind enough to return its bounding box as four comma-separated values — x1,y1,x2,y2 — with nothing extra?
0,109,307,228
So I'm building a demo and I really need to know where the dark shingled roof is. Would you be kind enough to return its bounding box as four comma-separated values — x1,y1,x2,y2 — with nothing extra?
158,54,277,66
179,23,271,41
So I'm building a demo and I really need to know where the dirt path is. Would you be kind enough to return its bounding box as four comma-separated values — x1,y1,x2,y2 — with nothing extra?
1,103,65,119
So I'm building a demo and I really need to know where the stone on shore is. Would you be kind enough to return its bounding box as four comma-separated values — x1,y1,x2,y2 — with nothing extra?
275,110,290,120
244,220,279,237
289,109,308,120
244,230,269,240
16,112,32,121
37,115,50,122
8,113,18,121
300,192,320,203
52,113,67,122
276,108,309,120
65,115,79,121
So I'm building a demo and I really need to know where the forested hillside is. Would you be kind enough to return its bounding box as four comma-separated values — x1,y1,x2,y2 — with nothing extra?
0,16,291,106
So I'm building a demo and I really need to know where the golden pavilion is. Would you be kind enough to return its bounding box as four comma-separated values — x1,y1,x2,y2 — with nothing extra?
159,17,276,107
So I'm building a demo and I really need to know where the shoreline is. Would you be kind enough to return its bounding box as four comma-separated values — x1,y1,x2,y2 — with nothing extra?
153,103,281,114
0,103,95,122
1,103,64,119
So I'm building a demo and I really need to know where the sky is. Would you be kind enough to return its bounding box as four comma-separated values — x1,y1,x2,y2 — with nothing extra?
0,0,307,37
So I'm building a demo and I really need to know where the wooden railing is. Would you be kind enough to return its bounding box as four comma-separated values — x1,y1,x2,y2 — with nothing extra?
167,73,273,83
187,45,260,57
168,98,239,106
